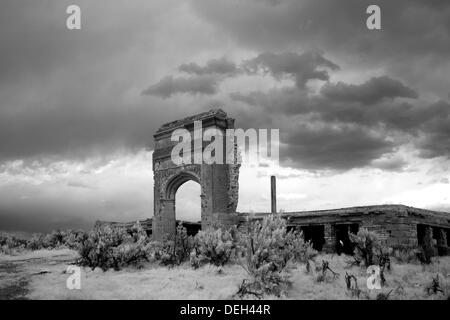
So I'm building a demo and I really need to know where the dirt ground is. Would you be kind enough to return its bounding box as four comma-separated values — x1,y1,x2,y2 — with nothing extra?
1,249,449,300
0,249,76,299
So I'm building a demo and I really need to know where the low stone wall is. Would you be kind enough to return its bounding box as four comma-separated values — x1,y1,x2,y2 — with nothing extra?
239,204,450,254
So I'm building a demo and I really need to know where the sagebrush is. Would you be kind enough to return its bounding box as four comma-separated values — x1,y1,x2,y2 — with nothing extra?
0,229,87,254
152,223,193,266
190,228,236,268
349,228,382,266
235,215,314,297
77,222,152,271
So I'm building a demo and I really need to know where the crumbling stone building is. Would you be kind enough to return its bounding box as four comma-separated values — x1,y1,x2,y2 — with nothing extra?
98,109,450,256
148,109,450,255
243,205,450,255
152,109,240,241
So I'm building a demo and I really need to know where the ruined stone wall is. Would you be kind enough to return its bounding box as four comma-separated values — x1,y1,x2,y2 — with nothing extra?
227,148,240,213
152,109,240,241
240,205,450,254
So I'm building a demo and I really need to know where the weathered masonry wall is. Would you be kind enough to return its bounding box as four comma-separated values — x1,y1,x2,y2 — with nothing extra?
241,205,450,255
152,109,240,241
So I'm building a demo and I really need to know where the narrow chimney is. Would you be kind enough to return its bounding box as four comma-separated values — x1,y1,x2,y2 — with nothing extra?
271,175,277,213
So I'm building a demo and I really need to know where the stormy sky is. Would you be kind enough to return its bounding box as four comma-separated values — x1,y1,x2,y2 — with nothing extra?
1,0,450,233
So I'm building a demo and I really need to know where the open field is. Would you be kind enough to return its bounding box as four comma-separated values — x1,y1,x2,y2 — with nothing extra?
1,249,449,300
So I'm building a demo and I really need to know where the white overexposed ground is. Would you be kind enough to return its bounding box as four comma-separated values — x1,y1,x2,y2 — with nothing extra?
1,249,449,300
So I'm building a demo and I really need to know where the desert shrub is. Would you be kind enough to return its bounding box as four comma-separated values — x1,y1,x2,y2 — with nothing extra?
77,225,128,270
235,215,305,297
0,233,28,254
77,222,152,271
344,272,362,298
190,228,236,268
292,239,317,262
1,229,90,254
127,222,148,241
153,223,193,266
25,229,88,250
425,274,444,295
375,246,392,278
392,247,419,264
376,290,393,300
42,230,68,248
315,260,340,283
112,240,152,269
349,228,382,266
292,237,318,274
26,233,46,250
64,229,88,250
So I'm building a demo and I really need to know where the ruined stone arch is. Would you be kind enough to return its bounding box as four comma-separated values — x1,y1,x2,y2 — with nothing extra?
152,109,240,241
164,171,201,200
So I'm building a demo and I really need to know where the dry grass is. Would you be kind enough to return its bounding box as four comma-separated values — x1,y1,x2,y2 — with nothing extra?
1,249,449,300
289,253,450,300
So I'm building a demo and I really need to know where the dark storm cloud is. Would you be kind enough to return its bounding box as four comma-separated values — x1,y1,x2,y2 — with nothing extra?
142,75,218,97
415,105,450,159
229,77,420,129
242,52,339,88
143,57,241,98
320,76,418,105
189,0,450,163
145,51,337,99
313,98,450,137
190,0,450,99
145,44,450,171
0,101,162,161
230,82,450,169
190,0,450,59
0,0,194,162
228,69,444,135
0,0,166,87
179,57,239,75
149,50,448,171
280,123,394,170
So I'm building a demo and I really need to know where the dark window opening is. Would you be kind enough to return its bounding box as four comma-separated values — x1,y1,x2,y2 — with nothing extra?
335,223,359,255
417,224,426,246
433,227,448,256
417,224,439,256
432,227,439,241
447,229,450,247
300,225,325,251
178,221,201,237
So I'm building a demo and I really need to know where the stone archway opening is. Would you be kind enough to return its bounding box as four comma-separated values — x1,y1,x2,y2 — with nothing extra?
175,179,202,236
165,171,201,201
159,171,202,238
